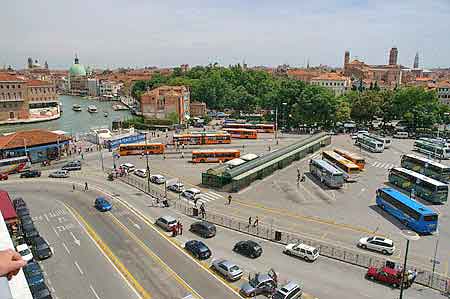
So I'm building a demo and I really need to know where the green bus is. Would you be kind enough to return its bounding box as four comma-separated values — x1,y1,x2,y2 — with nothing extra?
388,167,448,203
413,140,450,159
401,154,450,183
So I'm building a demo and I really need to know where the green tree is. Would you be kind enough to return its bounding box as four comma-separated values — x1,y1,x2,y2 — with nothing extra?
167,111,179,124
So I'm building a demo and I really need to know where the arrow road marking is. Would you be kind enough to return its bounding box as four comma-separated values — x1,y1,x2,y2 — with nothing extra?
70,231,81,246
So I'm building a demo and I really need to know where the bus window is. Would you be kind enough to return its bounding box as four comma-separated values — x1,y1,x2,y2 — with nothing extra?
424,215,438,222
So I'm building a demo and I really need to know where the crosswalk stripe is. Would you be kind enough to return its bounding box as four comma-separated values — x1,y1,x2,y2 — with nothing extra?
384,164,392,169
204,192,222,200
208,191,223,198
201,194,216,201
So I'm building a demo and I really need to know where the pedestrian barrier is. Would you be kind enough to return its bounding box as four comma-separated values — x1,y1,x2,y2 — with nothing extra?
109,169,450,293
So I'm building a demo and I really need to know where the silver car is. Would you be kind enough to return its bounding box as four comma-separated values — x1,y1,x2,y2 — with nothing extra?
155,215,177,231
150,174,166,184
49,170,69,178
211,259,243,281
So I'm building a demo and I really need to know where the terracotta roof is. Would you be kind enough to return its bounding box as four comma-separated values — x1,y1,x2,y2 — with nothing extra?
437,81,450,88
0,129,71,150
0,73,25,82
27,80,53,86
311,73,349,81
415,77,433,82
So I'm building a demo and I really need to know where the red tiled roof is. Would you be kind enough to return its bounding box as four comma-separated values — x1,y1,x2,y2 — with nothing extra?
0,129,71,150
311,73,349,81
437,80,450,88
0,73,26,82
0,190,17,221
27,80,53,86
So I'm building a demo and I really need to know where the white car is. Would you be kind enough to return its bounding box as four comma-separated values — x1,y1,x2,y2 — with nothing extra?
167,182,185,193
358,236,395,255
119,163,135,173
150,174,166,184
284,243,319,261
16,243,33,262
182,188,202,200
134,169,148,178
49,170,69,178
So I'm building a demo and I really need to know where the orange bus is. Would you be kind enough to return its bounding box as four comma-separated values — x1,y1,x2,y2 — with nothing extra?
333,148,365,170
223,128,257,139
192,149,240,163
118,143,165,156
173,132,231,145
223,123,275,133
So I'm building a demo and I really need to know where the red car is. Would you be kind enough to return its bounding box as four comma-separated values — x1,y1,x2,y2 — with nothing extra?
366,266,409,288
0,173,8,181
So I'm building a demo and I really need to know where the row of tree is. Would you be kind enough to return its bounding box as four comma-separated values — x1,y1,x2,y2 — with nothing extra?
132,65,449,129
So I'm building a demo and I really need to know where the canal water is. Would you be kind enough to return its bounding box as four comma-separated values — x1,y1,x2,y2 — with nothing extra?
0,95,132,134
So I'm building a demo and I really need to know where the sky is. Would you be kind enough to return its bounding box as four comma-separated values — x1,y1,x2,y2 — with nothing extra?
2,0,450,69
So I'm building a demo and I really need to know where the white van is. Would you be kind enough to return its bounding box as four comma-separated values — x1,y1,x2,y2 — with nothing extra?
120,163,136,172
393,131,409,139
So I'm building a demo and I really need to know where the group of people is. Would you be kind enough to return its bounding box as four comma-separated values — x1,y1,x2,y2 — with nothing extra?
171,220,183,237
248,216,259,227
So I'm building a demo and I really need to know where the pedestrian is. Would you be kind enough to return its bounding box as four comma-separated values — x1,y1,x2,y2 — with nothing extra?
84,182,88,192
179,222,183,235
171,225,178,237
194,197,198,207
72,184,76,192
81,153,84,160
141,152,144,160
177,220,181,235
268,145,271,151
297,168,300,177
228,194,232,205
253,216,259,227
248,216,252,227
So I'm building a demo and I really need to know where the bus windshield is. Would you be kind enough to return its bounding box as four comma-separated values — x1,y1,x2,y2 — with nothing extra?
424,215,438,222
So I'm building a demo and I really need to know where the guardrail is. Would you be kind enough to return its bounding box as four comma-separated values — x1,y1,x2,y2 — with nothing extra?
112,170,450,294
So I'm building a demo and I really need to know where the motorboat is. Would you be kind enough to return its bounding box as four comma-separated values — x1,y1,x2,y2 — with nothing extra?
72,104,82,112
104,112,108,117
87,105,98,113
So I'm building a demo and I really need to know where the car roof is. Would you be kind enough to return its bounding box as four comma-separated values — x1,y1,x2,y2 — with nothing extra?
295,243,317,251
245,240,259,247
279,281,301,293
256,273,272,282
17,243,29,250
160,215,176,222
186,188,201,193
121,163,134,167
136,168,146,172
195,221,214,228
218,259,236,268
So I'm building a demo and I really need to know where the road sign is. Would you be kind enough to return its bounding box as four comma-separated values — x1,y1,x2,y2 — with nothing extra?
430,259,441,265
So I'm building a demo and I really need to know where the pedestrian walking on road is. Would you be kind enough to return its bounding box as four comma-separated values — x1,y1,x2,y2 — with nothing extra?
179,222,183,235
181,152,184,159
248,216,252,227
228,194,232,205
81,152,84,160
171,225,178,237
84,182,88,192
72,184,76,192
253,216,259,227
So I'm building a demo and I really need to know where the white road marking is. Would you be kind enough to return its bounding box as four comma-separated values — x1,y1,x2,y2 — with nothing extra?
181,295,193,299
128,217,141,230
70,231,81,246
51,226,60,237
51,287,56,293
90,285,101,299
62,242,71,255
74,261,84,275
44,214,49,221
207,191,223,198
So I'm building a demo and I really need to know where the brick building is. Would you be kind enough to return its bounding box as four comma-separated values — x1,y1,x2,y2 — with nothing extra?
140,85,190,124
0,74,29,121
190,101,207,117
310,73,351,96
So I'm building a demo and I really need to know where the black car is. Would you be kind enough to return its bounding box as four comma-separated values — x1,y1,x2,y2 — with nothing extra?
20,215,34,226
23,261,43,277
23,224,39,244
20,170,42,178
22,221,35,233
185,240,211,260
233,240,263,258
189,221,216,238
16,206,30,218
32,236,52,260
62,161,81,171
13,197,26,209
29,281,52,299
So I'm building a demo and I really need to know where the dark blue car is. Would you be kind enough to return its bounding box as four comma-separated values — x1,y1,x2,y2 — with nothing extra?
184,240,211,260
95,197,112,212
25,269,44,288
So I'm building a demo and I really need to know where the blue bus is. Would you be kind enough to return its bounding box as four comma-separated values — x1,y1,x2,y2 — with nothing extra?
376,187,438,234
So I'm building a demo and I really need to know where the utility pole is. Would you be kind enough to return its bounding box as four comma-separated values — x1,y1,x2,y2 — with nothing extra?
145,132,150,193
430,237,439,286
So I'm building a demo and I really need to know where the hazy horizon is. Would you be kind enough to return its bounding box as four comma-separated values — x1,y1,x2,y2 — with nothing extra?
3,0,450,70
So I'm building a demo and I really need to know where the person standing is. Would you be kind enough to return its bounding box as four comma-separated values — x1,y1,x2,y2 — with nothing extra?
84,182,88,192
253,216,259,227
228,194,232,205
72,184,76,192
248,216,252,227
179,222,183,235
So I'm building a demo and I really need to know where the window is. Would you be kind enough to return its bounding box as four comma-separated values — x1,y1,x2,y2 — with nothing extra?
12,85,15,89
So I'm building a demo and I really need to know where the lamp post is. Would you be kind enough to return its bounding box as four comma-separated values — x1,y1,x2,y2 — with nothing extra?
430,233,440,287
145,132,151,193
399,229,420,299
275,102,287,141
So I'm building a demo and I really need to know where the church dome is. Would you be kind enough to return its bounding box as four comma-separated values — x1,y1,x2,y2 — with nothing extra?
69,55,87,77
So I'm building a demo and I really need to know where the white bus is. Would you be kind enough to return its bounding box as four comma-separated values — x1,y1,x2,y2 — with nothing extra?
355,135,384,153
0,156,31,174
413,140,450,160
309,159,345,188
363,133,391,148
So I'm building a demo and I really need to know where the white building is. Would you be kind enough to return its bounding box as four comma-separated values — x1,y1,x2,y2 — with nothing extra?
87,78,99,97
99,80,122,98
437,80,450,105
310,73,350,96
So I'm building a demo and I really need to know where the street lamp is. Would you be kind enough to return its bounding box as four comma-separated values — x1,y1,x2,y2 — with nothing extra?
145,132,151,193
275,102,287,141
399,229,420,299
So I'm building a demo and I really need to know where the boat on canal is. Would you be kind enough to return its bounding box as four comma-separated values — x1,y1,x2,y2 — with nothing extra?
72,104,82,112
87,105,98,113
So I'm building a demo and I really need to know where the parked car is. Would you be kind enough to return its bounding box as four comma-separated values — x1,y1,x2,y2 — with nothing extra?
233,240,262,258
393,131,409,139
155,215,178,231
182,188,202,201
0,173,8,180
189,221,216,238
358,236,395,255
20,215,34,226
94,197,112,212
25,268,45,288
23,261,43,278
366,266,414,288
49,170,69,178
239,273,277,297
284,242,320,261
272,281,303,299
32,236,52,260
20,170,42,178
16,206,30,218
13,197,26,209
62,161,82,171
134,168,148,178
167,182,185,193
150,174,166,184
16,243,33,262
24,229,39,245
184,240,211,260
211,259,243,281
119,163,135,173
30,283,53,299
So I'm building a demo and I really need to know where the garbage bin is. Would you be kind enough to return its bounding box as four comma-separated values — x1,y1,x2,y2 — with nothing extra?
275,231,282,241
193,207,199,217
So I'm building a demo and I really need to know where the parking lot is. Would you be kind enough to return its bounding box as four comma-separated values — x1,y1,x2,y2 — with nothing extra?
104,133,450,279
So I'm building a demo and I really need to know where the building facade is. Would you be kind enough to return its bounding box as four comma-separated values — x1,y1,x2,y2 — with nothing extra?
68,55,88,95
437,81,450,105
140,85,190,124
310,73,350,96
0,74,29,121
27,80,59,110
190,101,207,117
